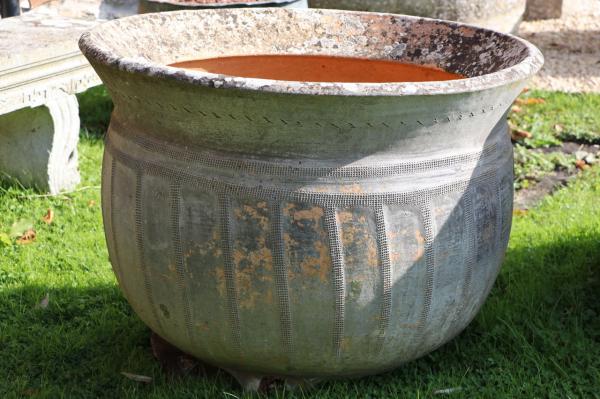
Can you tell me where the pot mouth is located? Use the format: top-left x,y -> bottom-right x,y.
79,8 -> 543,96
143,0 -> 299,8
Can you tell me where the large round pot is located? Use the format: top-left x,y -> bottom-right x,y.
79,9 -> 542,380
139,0 -> 307,13
309,0 -> 526,33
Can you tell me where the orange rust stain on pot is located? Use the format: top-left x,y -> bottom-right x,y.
214,267 -> 226,298
340,337 -> 352,352
233,236 -> 275,310
285,234 -> 331,283
234,203 -> 270,231
338,210 -> 353,225
340,210 -> 378,269
390,250 -> 402,263
298,240 -> 331,283
434,206 -> 447,217
210,229 -> 223,257
283,203 -> 332,283
170,55 -> 463,83
414,229 -> 425,261
340,184 -> 365,194
291,206 -> 324,226
339,213 -> 358,248
367,240 -> 378,267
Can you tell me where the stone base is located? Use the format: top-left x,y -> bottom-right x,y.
0,90 -> 80,194
150,332 -> 320,392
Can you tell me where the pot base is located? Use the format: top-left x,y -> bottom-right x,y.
150,332 -> 320,392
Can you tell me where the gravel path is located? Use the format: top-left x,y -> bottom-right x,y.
518,0 -> 600,93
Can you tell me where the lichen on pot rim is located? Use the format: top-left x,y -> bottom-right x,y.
80,8 -> 542,96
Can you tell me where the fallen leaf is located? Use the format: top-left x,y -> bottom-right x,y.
16,229 -> 36,245
0,233 -> 11,246
37,293 -> 49,309
515,97 -> 546,105
554,124 -> 564,133
88,200 -> 96,207
521,87 -> 530,94
121,372 -> 153,384
434,387 -> 463,395
42,208 -> 54,225
576,159 -> 589,170
511,129 -> 532,141
513,209 -> 529,216
9,219 -> 34,238
511,105 -> 523,113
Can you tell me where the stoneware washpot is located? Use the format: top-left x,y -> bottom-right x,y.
138,0 -> 307,13
79,8 -> 542,382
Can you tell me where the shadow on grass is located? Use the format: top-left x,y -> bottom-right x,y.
77,85 -> 114,138
352,231 -> 600,394
0,283 -> 238,398
1,232 -> 598,398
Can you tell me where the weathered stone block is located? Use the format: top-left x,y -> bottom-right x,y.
0,91 -> 80,194
0,12 -> 100,193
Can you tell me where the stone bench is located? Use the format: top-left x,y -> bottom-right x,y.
0,12 -> 101,194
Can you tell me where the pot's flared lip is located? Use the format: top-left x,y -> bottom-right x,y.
144,0 -> 300,8
79,8 -> 543,97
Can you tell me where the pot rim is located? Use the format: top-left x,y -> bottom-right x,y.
141,0 -> 302,8
79,8 -> 544,97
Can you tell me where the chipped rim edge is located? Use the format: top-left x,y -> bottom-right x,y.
78,8 -> 544,97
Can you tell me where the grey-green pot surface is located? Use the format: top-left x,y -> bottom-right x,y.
79,8 -> 542,378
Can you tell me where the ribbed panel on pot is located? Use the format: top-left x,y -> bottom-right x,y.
103,115 -> 513,376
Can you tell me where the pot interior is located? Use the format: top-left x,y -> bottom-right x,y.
81,8 -> 541,92
169,54 -> 465,83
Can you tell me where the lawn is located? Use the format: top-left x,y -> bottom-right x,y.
509,90 -> 600,190
0,88 -> 599,398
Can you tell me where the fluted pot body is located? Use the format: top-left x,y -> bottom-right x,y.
139,0 -> 307,13
80,9 -> 542,378
309,0 -> 526,33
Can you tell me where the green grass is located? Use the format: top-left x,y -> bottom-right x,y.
1,89 -> 599,398
510,90 -> 600,189
510,90 -> 600,148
